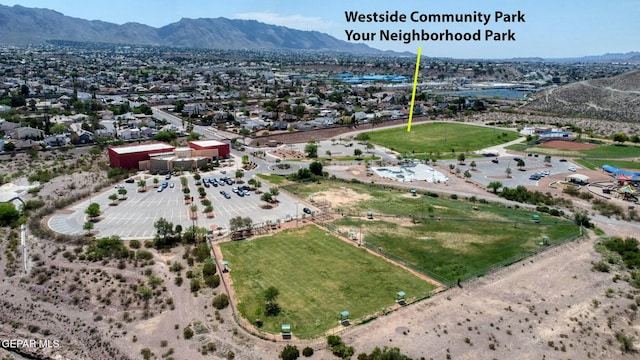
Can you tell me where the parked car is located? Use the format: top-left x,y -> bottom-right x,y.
125,178 -> 135,183
529,175 -> 541,180
169,183 -> 174,188
303,207 -> 312,214
491,159 -> 499,164
568,167 -> 577,172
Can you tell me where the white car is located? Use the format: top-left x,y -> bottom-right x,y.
568,167 -> 577,172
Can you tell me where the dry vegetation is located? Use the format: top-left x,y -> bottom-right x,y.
525,70 -> 640,123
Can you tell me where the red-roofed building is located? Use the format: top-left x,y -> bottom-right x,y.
108,143 -> 175,169
188,139 -> 230,159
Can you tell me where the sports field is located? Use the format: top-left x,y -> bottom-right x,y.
509,141 -> 640,170
219,225 -> 437,338
366,122 -> 520,157
285,181 -> 581,284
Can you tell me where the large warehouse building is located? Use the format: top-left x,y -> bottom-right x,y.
108,140 -> 230,170
108,143 -> 175,169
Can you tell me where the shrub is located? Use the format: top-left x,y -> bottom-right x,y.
129,240 -> 141,249
190,278 -> 201,293
212,294 -> 230,309
183,326 -> 194,340
592,261 -> 610,273
280,344 -> 300,360
202,260 -> 217,276
616,332 -> 635,353
136,250 -> 153,260
204,274 -> 220,288
302,347 -> 314,357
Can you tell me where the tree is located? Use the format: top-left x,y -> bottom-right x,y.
544,155 -> 552,164
50,123 -> 68,135
354,148 -> 363,157
264,286 -> 281,316
118,188 -> 127,199
280,344 -> 300,360
108,193 -> 118,202
153,131 -> 177,142
235,170 -> 244,180
83,221 -> 94,235
470,161 -> 476,170
137,179 -> 146,192
574,211 -> 593,228
304,141 -> 318,158
517,159 -> 525,170
260,192 -> 273,203
612,132 -> 628,144
448,163 -> 455,173
3,142 -> 16,152
505,166 -> 512,178
366,143 -> 374,152
85,203 -> 100,219
487,181 -> 503,194
463,170 -> 472,180
153,217 -> 175,247
358,346 -> 413,360
309,161 -> 323,176
457,153 -> 466,164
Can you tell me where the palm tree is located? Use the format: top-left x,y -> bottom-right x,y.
137,179 -> 146,192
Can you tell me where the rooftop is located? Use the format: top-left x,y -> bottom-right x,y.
109,143 -> 175,155
190,139 -> 227,147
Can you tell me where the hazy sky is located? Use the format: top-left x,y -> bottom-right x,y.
0,0 -> 638,59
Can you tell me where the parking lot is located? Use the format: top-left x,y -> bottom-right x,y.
48,170 -> 315,240
440,153 -> 581,188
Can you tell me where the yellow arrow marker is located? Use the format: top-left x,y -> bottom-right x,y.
407,46 -> 422,132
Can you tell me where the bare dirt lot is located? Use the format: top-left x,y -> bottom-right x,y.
542,139 -> 599,151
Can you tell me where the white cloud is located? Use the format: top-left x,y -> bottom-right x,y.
234,12 -> 336,33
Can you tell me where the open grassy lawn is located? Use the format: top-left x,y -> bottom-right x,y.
219,225 -> 436,338
255,173 -> 289,185
575,158 -> 640,171
286,181 -> 580,284
366,122 -> 519,157
510,143 -> 640,162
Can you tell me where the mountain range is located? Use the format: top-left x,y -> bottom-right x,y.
0,4 -> 382,54
0,4 -> 638,61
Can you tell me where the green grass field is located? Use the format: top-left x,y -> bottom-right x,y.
286,181 -> 580,284
575,158 -> 640,171
220,225 -> 436,338
366,122 -> 519,157
508,143 -> 640,162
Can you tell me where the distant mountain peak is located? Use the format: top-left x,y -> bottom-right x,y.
0,4 -> 382,54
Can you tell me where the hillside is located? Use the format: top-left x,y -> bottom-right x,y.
525,70 -> 640,122
0,5 -> 380,53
